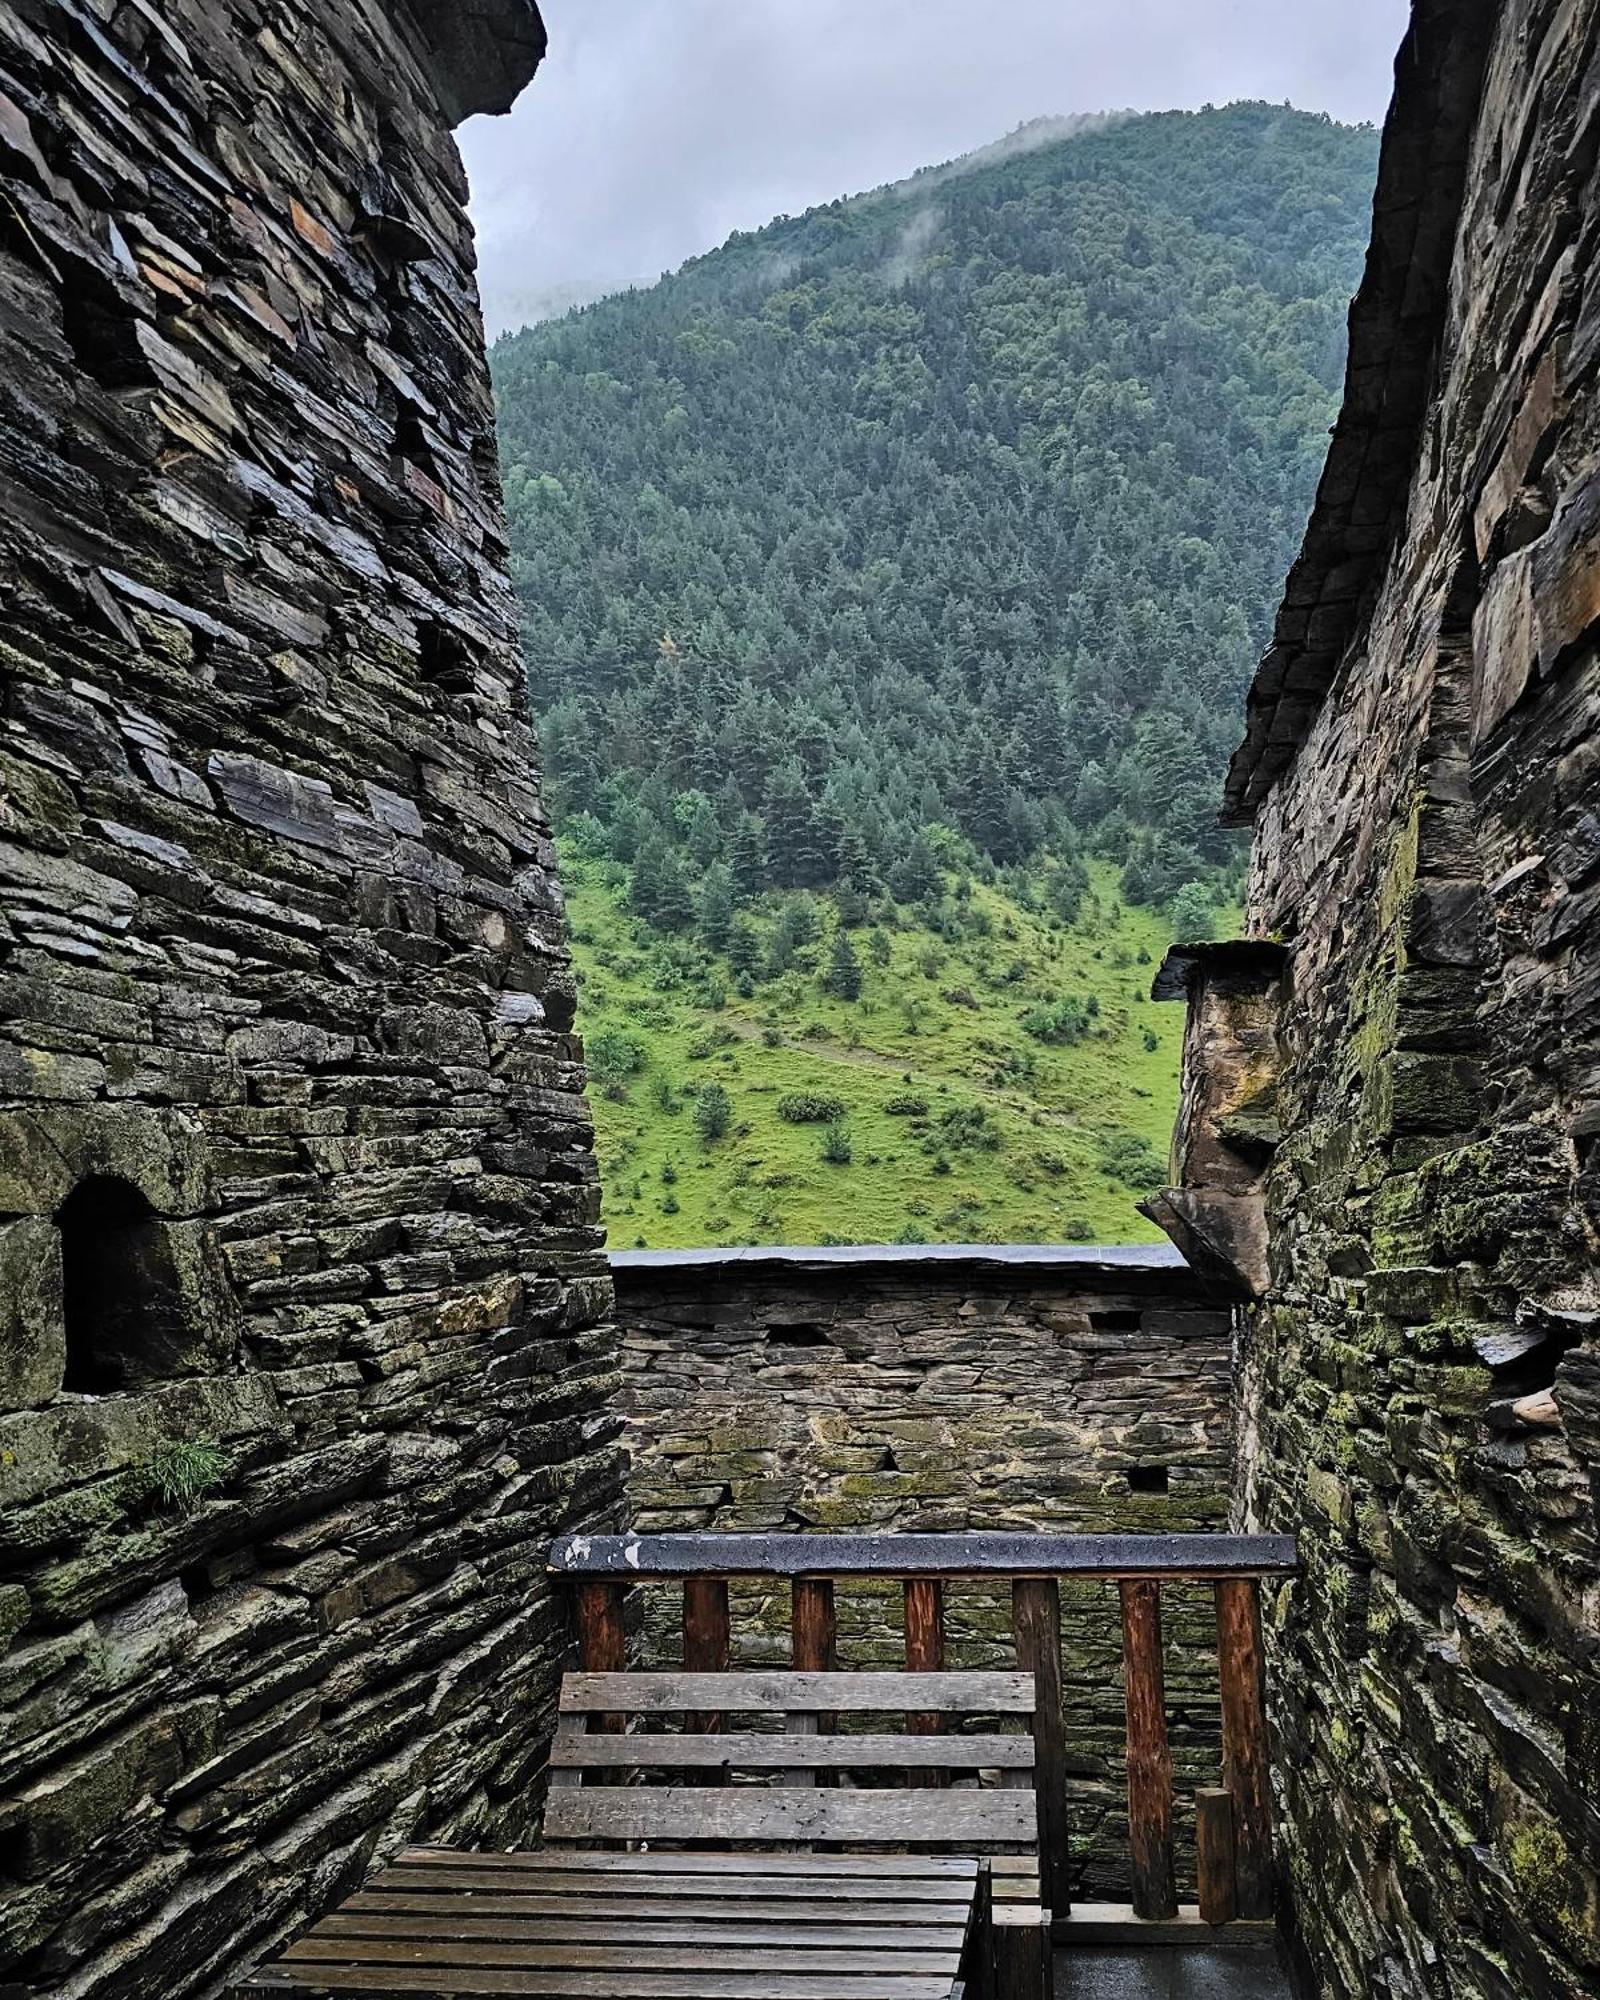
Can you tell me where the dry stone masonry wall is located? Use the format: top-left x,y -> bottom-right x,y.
612,1244 -> 1234,1901
0,5 -> 621,1997
1169,2 -> 1600,1994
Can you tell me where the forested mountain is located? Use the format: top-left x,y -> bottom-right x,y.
489,105 -> 1379,1247
494,104 -> 1377,911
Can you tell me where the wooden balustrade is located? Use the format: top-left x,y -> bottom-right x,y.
550,1530 -> 1296,1931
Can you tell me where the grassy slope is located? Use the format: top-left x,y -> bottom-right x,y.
566,856 -> 1187,1249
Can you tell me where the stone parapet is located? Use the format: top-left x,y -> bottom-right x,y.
611,1244 -> 1235,1900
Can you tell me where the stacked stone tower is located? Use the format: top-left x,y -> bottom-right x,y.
0,5 -> 621,1995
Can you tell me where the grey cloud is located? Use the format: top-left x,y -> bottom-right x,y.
460,0 -> 1411,338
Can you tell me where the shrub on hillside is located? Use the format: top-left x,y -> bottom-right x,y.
1097,1130 -> 1165,1190
883,1094 -> 929,1116
777,1092 -> 847,1124
694,1083 -> 733,1145
1020,993 -> 1097,1045
935,1103 -> 1000,1153
586,1026 -> 647,1090
821,1120 -> 853,1165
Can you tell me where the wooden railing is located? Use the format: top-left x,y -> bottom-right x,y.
548,1530 -> 1297,1929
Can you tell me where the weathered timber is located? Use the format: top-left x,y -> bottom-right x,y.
1011,1578 -> 1072,1922
1119,1580 -> 1177,1921
575,1582 -> 629,1745
549,1733 -> 1033,1769
559,1671 -> 1036,1713
1194,1789 -> 1237,1927
903,1578 -> 946,1786
1215,1579 -> 1272,1920
684,1575 -> 732,1772
550,1533 -> 1297,1579
543,1789 -> 1040,1846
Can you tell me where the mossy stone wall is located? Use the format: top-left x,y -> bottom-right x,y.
613,1245 -> 1233,1901
1227,4 -> 1600,1992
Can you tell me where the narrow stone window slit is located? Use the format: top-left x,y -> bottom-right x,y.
765,1322 -> 832,1347
417,618 -> 476,695
59,1175 -> 185,1394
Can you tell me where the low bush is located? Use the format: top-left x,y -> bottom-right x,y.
777,1091 -> 848,1124
1096,1130 -> 1165,1190
821,1120 -> 853,1165
1019,993 -> 1096,1045
586,1026 -> 647,1088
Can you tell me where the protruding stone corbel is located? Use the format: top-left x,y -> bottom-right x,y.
1147,940 -> 1288,1296
1138,1188 -> 1270,1300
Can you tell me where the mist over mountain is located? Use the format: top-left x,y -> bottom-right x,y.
489,104 -> 1379,1247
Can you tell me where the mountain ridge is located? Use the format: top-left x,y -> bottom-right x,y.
490,103 -> 1379,1246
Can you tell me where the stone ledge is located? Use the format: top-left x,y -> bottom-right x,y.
403,0 -> 548,123
611,1241 -> 1193,1279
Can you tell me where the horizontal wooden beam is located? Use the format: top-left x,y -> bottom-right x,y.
1053,1904 -> 1278,1948
551,1730 -> 1034,1770
545,1786 -> 1039,1847
559,1670 -> 1035,1714
548,1531 -> 1298,1581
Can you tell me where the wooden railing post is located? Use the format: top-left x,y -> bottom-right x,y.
1216,1576 -> 1273,1919
903,1577 -> 945,1787
683,1577 -> 730,1780
573,1579 -> 626,1769
792,1576 -> 837,1784
791,1576 -> 837,1670
1195,1787 -> 1237,1925
1012,1576 -> 1070,1919
1119,1578 -> 1177,1920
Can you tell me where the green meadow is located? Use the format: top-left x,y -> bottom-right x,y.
565,855 -> 1190,1249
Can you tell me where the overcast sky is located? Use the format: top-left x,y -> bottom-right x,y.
459,0 -> 1411,339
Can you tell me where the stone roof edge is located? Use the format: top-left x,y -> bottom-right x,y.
610,1242 -> 1193,1279
403,0 -> 548,124
1151,938 -> 1290,1002
1219,0 -> 1501,827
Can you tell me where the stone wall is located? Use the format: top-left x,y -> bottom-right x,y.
1184,3 -> 1600,1994
612,1244 -> 1234,1901
0,6 -> 622,1998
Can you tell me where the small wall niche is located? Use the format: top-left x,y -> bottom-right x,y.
1128,1465 -> 1170,1495
59,1175 -> 195,1393
417,618 -> 477,695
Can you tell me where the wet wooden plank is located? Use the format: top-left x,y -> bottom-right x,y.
341,1894 -> 973,1924
548,1731 -> 1032,1770
548,1532 -> 1298,1580
314,1917 -> 969,1951
370,1869 -> 977,1906
543,1788 -> 1039,1846
281,1941 -> 959,1974
558,1672 -> 1034,1714
397,1850 -> 979,1879
244,1966 -> 959,1997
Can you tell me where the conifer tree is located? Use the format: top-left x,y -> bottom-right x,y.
824,926 -> 862,1001
697,862 -> 735,951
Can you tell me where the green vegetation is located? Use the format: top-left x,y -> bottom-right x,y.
564,852 -> 1193,1247
126,1441 -> 230,1515
492,103 -> 1377,1244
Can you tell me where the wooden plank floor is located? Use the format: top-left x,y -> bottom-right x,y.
237,1847 -> 979,2000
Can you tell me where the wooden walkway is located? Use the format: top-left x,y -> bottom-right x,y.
238,1846 -> 983,1998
